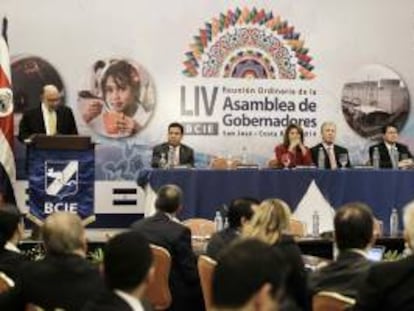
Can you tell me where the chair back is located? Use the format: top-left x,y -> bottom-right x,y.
0,272 -> 14,293
210,157 -> 241,169
145,245 -> 172,310
313,291 -> 355,311
289,218 -> 306,237
183,218 -> 216,237
198,255 -> 217,311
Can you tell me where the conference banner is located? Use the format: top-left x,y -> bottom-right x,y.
3,0 -> 414,225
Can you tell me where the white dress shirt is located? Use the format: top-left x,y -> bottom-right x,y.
4,241 -> 20,253
41,103 -> 57,135
114,289 -> 145,311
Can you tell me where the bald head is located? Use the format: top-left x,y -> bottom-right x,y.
42,84 -> 61,110
42,212 -> 86,255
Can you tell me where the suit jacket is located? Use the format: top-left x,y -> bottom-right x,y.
0,253 -> 105,311
369,142 -> 412,168
151,143 -> 194,168
0,163 -> 16,204
309,250 -> 373,298
18,105 -> 78,142
82,290 -> 153,311
131,212 -> 203,311
310,143 -> 351,169
274,144 -> 313,168
206,227 -> 240,260
0,249 -> 27,282
355,255 -> 414,311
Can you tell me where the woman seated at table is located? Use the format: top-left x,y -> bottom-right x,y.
274,123 -> 313,168
242,198 -> 308,310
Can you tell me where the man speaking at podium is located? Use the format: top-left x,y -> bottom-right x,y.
18,84 -> 78,142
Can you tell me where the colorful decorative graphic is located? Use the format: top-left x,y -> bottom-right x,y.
183,7 -> 315,79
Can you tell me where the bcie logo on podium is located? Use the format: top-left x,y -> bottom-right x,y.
44,160 -> 79,213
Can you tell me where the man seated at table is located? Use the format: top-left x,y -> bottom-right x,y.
207,197 -> 258,259
309,202 -> 375,299
355,201 -> 414,310
212,239 -> 287,311
310,121 -> 351,169
130,184 -> 203,310
151,122 -> 194,168
369,124 -> 413,169
0,212 -> 105,310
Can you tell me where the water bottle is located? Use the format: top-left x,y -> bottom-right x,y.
317,147 -> 325,169
241,146 -> 248,164
390,208 -> 399,237
223,217 -> 229,229
159,153 -> 167,169
312,211 -> 320,237
214,211 -> 223,231
372,147 -> 380,169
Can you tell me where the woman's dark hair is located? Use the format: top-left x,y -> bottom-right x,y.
283,123 -> 304,147
0,207 -> 22,249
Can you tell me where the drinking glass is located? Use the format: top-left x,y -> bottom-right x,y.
339,153 -> 348,169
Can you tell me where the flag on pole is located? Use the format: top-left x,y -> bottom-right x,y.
0,16 -> 16,203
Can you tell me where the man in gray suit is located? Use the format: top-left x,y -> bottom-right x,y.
151,122 -> 194,168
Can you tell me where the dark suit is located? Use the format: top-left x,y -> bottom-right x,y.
309,250 -> 373,299
82,290 -> 153,311
206,227 -> 240,260
151,143 -> 194,168
310,143 -> 351,169
0,249 -> 27,282
18,105 -> 78,142
0,163 -> 16,205
0,253 -> 105,311
369,142 -> 412,168
355,255 -> 414,311
131,212 -> 203,311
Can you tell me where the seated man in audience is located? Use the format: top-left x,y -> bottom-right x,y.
310,121 -> 350,169
1,212 -> 105,311
369,124 -> 413,168
355,201 -> 414,310
309,202 -> 375,299
151,122 -> 194,168
131,184 -> 203,310
207,197 -> 258,259
0,205 -> 26,281
212,238 -> 286,311
83,231 -> 154,311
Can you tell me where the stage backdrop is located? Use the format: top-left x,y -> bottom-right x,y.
3,0 -> 414,227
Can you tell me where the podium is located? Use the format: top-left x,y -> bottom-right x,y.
26,135 -> 95,225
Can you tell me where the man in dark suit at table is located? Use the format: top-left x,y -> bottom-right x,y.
151,122 -> 194,168
207,197 -> 258,259
0,212 -> 105,310
355,201 -> 414,310
130,184 -> 203,311
309,202 -> 375,299
83,231 -> 154,311
369,124 -> 413,169
310,121 -> 350,169
18,84 -> 78,142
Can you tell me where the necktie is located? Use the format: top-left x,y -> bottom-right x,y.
327,146 -> 337,169
174,147 -> 179,166
390,146 -> 398,169
48,109 -> 57,135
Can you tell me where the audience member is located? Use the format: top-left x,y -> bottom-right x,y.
243,199 -> 308,310
274,123 -> 312,168
0,205 -> 26,281
206,197 -> 258,259
355,201 -> 414,310
213,239 -> 286,311
131,184 -> 203,310
83,231 -> 154,311
369,124 -> 413,169
1,212 -> 105,311
309,202 -> 375,298
310,121 -> 351,169
151,122 -> 194,168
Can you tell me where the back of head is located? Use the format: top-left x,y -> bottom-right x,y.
42,212 -> 85,255
104,230 -> 153,292
403,201 -> 414,250
0,205 -> 22,248
334,202 -> 373,251
213,238 -> 285,309
155,184 -> 182,214
243,198 -> 291,245
227,197 -> 258,229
